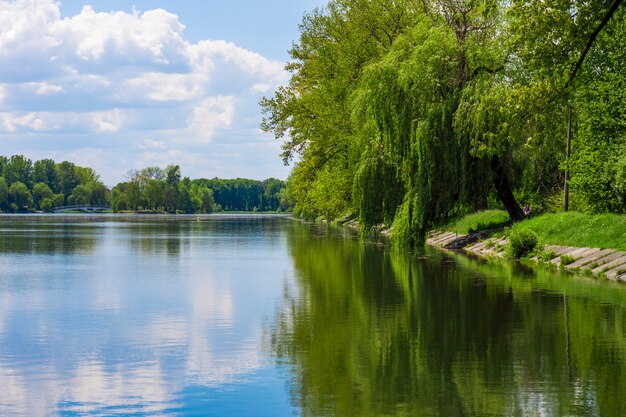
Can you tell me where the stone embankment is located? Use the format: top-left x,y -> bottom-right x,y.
427,231 -> 626,282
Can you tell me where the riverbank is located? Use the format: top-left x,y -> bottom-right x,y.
429,211 -> 626,282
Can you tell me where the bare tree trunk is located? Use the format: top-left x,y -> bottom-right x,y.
564,107 -> 572,211
491,155 -> 524,221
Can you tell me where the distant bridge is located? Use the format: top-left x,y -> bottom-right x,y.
52,204 -> 111,213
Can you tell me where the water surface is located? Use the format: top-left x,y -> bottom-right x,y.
1,215 -> 625,416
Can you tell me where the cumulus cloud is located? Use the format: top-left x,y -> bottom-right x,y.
0,0 -> 289,183
188,96 -> 235,141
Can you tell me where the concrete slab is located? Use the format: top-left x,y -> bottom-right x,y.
469,240 -> 493,252
589,251 -> 626,269
551,247 -> 591,265
430,232 -> 458,245
547,246 -> 578,257
566,249 -> 615,269
605,262 -> 626,280
592,254 -> 626,276
564,248 -> 605,269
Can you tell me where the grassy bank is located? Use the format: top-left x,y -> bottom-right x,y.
509,212 -> 626,251
442,210 -> 511,234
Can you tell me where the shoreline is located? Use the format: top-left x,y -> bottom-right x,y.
427,230 -> 626,282
0,212 -> 292,222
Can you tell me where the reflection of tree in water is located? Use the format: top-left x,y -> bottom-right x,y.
0,222 -> 97,254
269,222 -> 626,417
124,222 -> 186,257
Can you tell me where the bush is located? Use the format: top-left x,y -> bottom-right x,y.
506,228 -> 539,259
559,254 -> 575,267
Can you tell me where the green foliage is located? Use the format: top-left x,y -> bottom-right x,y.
68,184 -> 92,205
109,168 -> 286,214
32,182 -> 54,210
352,150 -> 403,228
506,228 -> 539,259
55,161 -> 80,201
33,159 -> 58,192
4,155 -> 33,187
262,0 -> 626,245
560,254 -> 575,267
0,177 -> 7,210
40,198 -> 54,213
537,250 -> 556,263
9,181 -> 33,210
616,152 -> 626,211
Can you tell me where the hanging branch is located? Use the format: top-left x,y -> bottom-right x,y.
565,0 -> 624,89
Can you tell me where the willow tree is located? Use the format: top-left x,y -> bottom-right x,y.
261,0 -> 421,219
351,0 -> 526,244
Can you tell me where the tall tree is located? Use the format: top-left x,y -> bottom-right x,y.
3,155 -> 33,187
33,159 -> 58,192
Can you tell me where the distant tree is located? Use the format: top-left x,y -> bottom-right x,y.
9,181 -> 33,210
140,166 -> 165,182
0,155 -> 8,177
263,178 -> 285,210
33,159 -> 58,192
110,186 -> 129,212
190,183 -> 215,213
142,179 -> 164,210
178,180 -> 194,213
53,193 -> 64,208
165,165 -> 181,186
89,182 -> 109,206
55,161 -> 79,202
4,155 -> 33,187
0,177 -> 8,210
68,184 -> 92,205
32,182 -> 54,209
75,166 -> 101,185
40,198 -> 54,212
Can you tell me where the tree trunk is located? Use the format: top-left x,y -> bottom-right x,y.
491,155 -> 525,221
564,107 -> 572,211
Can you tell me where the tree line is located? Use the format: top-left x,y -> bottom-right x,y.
112,167 -> 289,213
261,0 -> 626,244
0,155 -> 107,212
0,155 -> 288,213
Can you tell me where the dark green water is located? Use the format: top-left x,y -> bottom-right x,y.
0,215 -> 625,416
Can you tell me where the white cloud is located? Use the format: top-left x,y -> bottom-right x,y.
35,82 -> 64,94
188,96 -> 235,141
0,0 -> 290,183
123,72 -> 205,101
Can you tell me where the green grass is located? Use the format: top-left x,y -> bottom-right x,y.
444,210 -> 511,234
509,212 -> 626,251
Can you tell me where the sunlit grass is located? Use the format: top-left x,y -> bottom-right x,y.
443,210 -> 511,234
509,212 -> 626,251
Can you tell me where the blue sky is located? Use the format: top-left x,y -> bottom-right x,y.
0,0 -> 325,185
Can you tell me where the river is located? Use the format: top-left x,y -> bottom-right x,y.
0,215 -> 625,416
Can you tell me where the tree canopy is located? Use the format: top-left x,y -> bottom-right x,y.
262,0 -> 626,244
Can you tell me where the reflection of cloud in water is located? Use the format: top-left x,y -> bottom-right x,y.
67,361 -> 171,416
0,365 -> 28,416
0,268 -> 265,416
186,275 -> 264,387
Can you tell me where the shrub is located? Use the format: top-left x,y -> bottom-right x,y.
506,228 -> 539,259
538,250 -> 556,262
560,254 -> 575,267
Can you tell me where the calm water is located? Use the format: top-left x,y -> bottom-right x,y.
1,215 -> 626,417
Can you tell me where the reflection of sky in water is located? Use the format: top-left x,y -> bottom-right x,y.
0,217 -> 298,417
